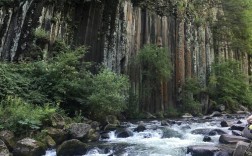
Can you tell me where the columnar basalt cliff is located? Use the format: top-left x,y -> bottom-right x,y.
0,0 -> 250,114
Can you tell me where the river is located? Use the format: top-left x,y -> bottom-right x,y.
45,114 -> 248,156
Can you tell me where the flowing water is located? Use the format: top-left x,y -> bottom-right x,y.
45,115 -> 247,156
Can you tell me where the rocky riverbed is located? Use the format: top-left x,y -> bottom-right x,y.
1,112 -> 252,156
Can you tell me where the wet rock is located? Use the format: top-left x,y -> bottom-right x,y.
209,129 -> 228,136
237,120 -> 243,124
230,124 -> 246,131
0,130 -> 15,151
134,122 -> 146,132
203,136 -> 212,142
161,120 -> 170,126
232,130 -> 242,136
13,138 -> 45,156
100,132 -> 110,139
104,124 -> 118,131
176,121 -> 183,125
90,121 -> 100,131
0,139 -> 10,156
191,128 -> 212,135
203,116 -> 212,120
187,145 -> 220,156
43,135 -> 56,148
68,123 -> 92,140
219,134 -> 250,144
45,127 -> 69,145
115,128 -> 133,138
85,129 -> 100,142
182,113 -> 193,118
181,125 -> 191,131
220,121 -> 229,127
242,126 -> 252,139
162,127 -> 182,139
233,141 -> 250,156
214,151 -> 230,156
210,111 -> 222,117
167,120 -> 176,125
57,139 -> 88,156
245,142 -> 252,156
217,144 -> 236,155
50,113 -> 65,129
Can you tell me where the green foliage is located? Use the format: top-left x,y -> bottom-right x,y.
209,60 -> 252,110
137,44 -> 172,87
165,106 -> 180,118
214,0 -> 252,54
0,96 -> 58,135
34,28 -> 50,45
180,78 -> 202,115
88,68 -> 129,120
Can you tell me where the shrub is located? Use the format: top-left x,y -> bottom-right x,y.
209,60 -> 252,110
180,78 -> 202,115
0,96 -> 59,135
87,68 -> 129,120
137,44 -> 172,85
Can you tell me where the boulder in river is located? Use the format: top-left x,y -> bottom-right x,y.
219,134 -> 250,144
233,141 -> 250,156
209,129 -> 228,136
187,145 -> 220,156
220,121 -> 229,127
134,121 -> 146,132
13,138 -> 45,156
230,124 -> 246,131
115,128 -> 133,138
203,136 -> 212,142
57,139 -> 88,156
162,127 -> 183,139
161,120 -> 170,126
232,130 -> 242,136
50,113 -> 65,129
0,139 -> 10,156
68,123 -> 91,140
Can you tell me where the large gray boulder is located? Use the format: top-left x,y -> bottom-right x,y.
0,130 -> 15,150
187,145 -> 220,156
219,134 -> 250,144
45,127 -> 69,145
115,128 -> 133,138
162,127 -> 183,139
57,139 -> 88,156
245,142 -> 252,156
242,126 -> 252,139
68,123 -> 91,140
233,141 -> 250,156
0,139 -> 10,156
134,121 -> 146,132
13,138 -> 45,156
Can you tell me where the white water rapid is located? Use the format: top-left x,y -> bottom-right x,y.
45,116 -> 247,156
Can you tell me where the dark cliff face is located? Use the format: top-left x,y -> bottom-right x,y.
0,0 -> 249,113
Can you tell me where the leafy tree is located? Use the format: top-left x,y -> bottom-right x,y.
209,60 -> 252,110
88,68 -> 129,120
